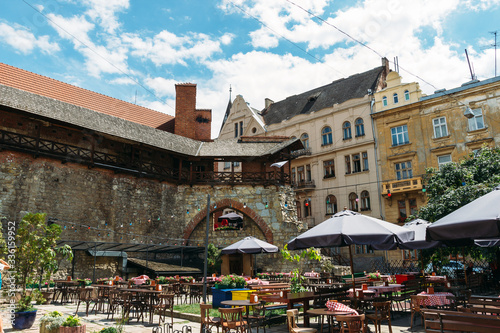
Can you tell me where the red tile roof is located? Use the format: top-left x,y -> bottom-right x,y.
0,62 -> 174,129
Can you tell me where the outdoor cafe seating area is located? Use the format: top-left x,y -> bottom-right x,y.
30,268 -> 500,333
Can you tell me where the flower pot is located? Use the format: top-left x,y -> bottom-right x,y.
40,321 -> 59,333
59,325 -> 86,333
41,291 -> 55,304
12,310 -> 37,330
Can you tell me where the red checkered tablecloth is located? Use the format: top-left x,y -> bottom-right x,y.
326,301 -> 358,315
417,292 -> 454,306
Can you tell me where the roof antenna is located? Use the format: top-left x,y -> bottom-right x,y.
393,56 -> 399,72
486,31 -> 498,77
229,84 -> 232,101
464,49 -> 477,80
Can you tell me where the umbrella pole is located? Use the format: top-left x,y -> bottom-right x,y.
349,245 -> 357,299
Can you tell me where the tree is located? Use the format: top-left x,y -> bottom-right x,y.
15,213 -> 72,294
416,146 -> 500,264
207,243 -> 221,275
281,244 -> 321,293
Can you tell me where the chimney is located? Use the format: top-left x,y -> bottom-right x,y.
265,98 -> 274,108
174,83 -> 212,141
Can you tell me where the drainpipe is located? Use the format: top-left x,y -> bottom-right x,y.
370,97 -> 388,263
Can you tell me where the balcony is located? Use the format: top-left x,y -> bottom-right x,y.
293,179 -> 316,191
291,147 -> 312,158
298,216 -> 315,228
382,177 -> 423,196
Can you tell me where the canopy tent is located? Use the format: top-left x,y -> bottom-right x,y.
427,185 -> 500,246
287,210 -> 414,296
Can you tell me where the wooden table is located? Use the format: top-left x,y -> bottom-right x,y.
122,288 -> 163,323
417,292 -> 455,307
220,299 -> 258,332
306,308 -> 357,333
53,280 -> 79,303
261,293 -> 316,326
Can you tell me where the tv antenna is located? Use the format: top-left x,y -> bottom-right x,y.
464,49 -> 477,80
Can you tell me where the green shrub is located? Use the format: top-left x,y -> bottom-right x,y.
62,315 -> 82,327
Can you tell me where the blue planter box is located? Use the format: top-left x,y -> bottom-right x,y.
211,288 -> 247,308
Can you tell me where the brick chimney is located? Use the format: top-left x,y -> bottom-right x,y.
174,83 -> 211,141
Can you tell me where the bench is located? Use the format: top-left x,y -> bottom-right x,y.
422,309 -> 500,333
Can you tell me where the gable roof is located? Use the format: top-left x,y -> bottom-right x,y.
261,66 -> 385,126
0,62 -> 173,129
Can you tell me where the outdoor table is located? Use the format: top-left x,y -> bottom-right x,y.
261,293 -> 315,326
306,308 -> 357,333
367,284 -> 403,296
54,280 -> 79,303
347,288 -> 377,298
417,291 -> 455,307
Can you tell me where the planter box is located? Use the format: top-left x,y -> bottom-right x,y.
231,290 -> 255,301
212,288 -> 247,308
59,325 -> 86,333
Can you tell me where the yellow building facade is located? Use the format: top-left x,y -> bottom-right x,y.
372,72 -> 500,260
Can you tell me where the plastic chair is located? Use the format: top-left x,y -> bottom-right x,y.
286,309 -> 317,333
337,314 -> 366,333
219,306 -> 248,333
365,301 -> 392,333
200,303 -> 221,333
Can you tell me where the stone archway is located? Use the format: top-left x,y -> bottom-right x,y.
182,198 -> 273,244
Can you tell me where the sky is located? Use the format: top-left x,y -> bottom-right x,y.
0,0 -> 499,138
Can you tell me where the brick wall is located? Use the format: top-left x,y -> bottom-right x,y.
174,83 -> 197,139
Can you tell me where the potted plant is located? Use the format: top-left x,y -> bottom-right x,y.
12,293 -> 37,329
60,315 -> 86,333
40,311 -> 64,333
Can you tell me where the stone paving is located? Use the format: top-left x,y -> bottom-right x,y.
2,299 -> 425,333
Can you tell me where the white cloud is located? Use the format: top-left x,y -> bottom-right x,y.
83,0 -> 129,33
144,77 -> 177,98
0,22 -> 59,54
123,31 -> 223,66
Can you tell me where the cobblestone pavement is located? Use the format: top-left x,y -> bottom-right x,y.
2,300 -> 424,333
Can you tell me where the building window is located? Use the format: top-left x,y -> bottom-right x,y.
468,108 -> 485,131
353,153 -> 361,173
291,167 -> 296,183
409,198 -> 417,216
306,164 -> 312,181
393,93 -> 399,104
304,199 -> 311,217
322,126 -> 333,145
395,161 -> 412,180
224,162 -> 231,169
438,154 -> 452,169
326,195 -> 337,215
404,90 -> 410,101
300,133 -> 309,148
296,201 -> 301,219
234,161 -> 240,167
323,160 -> 335,178
360,191 -> 370,211
362,152 -> 369,171
234,123 -> 238,138
433,117 -> 448,138
355,245 -> 373,254
355,118 -> 365,137
343,121 -> 352,140
349,192 -> 358,212
398,200 -> 407,223
403,249 -> 418,260
391,125 -> 409,146
382,96 -> 388,106
297,166 -> 305,181
345,156 -> 351,174
239,121 -> 243,136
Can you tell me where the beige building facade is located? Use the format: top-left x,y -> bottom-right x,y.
217,60 -> 394,271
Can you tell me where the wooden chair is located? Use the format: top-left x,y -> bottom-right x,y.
200,303 -> 221,333
409,295 -> 427,328
336,314 -> 366,333
154,294 -> 174,325
74,287 -> 96,316
365,301 -> 392,333
286,309 -> 317,333
106,290 -> 123,320
219,307 -> 248,333
247,301 -> 267,333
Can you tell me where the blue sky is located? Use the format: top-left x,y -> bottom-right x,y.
1,0 -> 499,138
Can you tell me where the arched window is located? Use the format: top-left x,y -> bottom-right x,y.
360,191 -> 370,211
349,192 -> 358,212
322,126 -> 333,145
393,93 -> 399,104
404,90 -> 410,101
355,118 -> 365,137
326,195 -> 337,215
304,199 -> 311,217
382,96 -> 388,106
300,133 -> 309,148
343,122 -> 352,140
